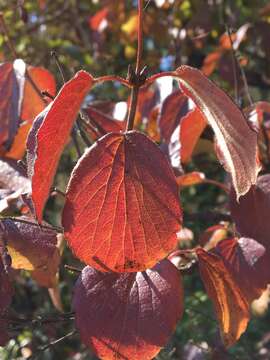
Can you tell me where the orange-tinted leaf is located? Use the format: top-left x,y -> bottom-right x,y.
230,175 -> 270,246
175,66 -> 259,198
30,247 -> 60,288
63,131 -> 182,272
199,224 -> 228,251
73,259 -> 183,360
196,248 -> 249,347
145,106 -> 160,142
176,171 -> 205,187
88,7 -> 109,32
0,61 -> 25,151
159,90 -> 188,143
1,66 -> 56,159
27,71 -> 94,222
21,66 -> 56,124
179,107 -> 207,163
202,50 -> 222,76
214,238 -> 270,303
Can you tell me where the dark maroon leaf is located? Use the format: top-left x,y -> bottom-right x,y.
230,174 -> 270,246
214,237 -> 270,303
73,259 -> 183,360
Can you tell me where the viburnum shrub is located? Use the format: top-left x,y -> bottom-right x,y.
1,1 -> 270,359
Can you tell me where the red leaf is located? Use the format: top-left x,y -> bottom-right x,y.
214,237 -> 270,303
176,171 -> 205,187
196,248 -> 249,347
27,71 -> 94,222
175,65 -> 259,198
230,174 -> 270,246
179,107 -> 207,163
158,90 -> 188,143
0,61 -> 25,151
85,106 -> 125,139
63,131 -> 182,272
73,259 -> 183,360
88,7 -> 109,32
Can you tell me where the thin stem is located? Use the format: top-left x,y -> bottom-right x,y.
126,0 -> 144,131
202,178 -> 230,194
226,25 -> 239,104
145,71 -> 176,86
51,51 -> 66,83
127,86 -> 140,131
64,264 -> 82,273
135,0 -> 143,74
94,75 -> 130,87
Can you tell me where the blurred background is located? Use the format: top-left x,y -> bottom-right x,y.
1,0 -> 270,359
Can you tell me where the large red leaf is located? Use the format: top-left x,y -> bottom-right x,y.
214,237 -> 270,303
175,66 -> 259,198
63,131 -> 182,272
196,248 -> 249,347
230,174 -> 270,246
0,61 -> 25,151
27,71 -> 94,222
73,259 -> 183,360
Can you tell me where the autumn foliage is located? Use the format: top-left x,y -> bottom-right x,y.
1,1 -> 270,359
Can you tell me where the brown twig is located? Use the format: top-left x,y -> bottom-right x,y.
0,12 -> 18,59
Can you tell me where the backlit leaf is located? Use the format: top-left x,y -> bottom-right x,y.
179,107 -> 207,163
196,248 -> 249,347
158,90 -> 188,143
27,71 -> 94,223
73,259 -> 183,360
214,237 -> 270,303
63,131 -> 182,272
177,171 -> 205,187
175,65 -> 259,198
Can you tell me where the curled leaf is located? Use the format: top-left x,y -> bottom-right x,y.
63,131 -> 182,272
73,259 -> 183,360
175,65 -> 259,198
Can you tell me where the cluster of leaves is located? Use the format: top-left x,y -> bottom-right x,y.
1,0 -> 270,359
